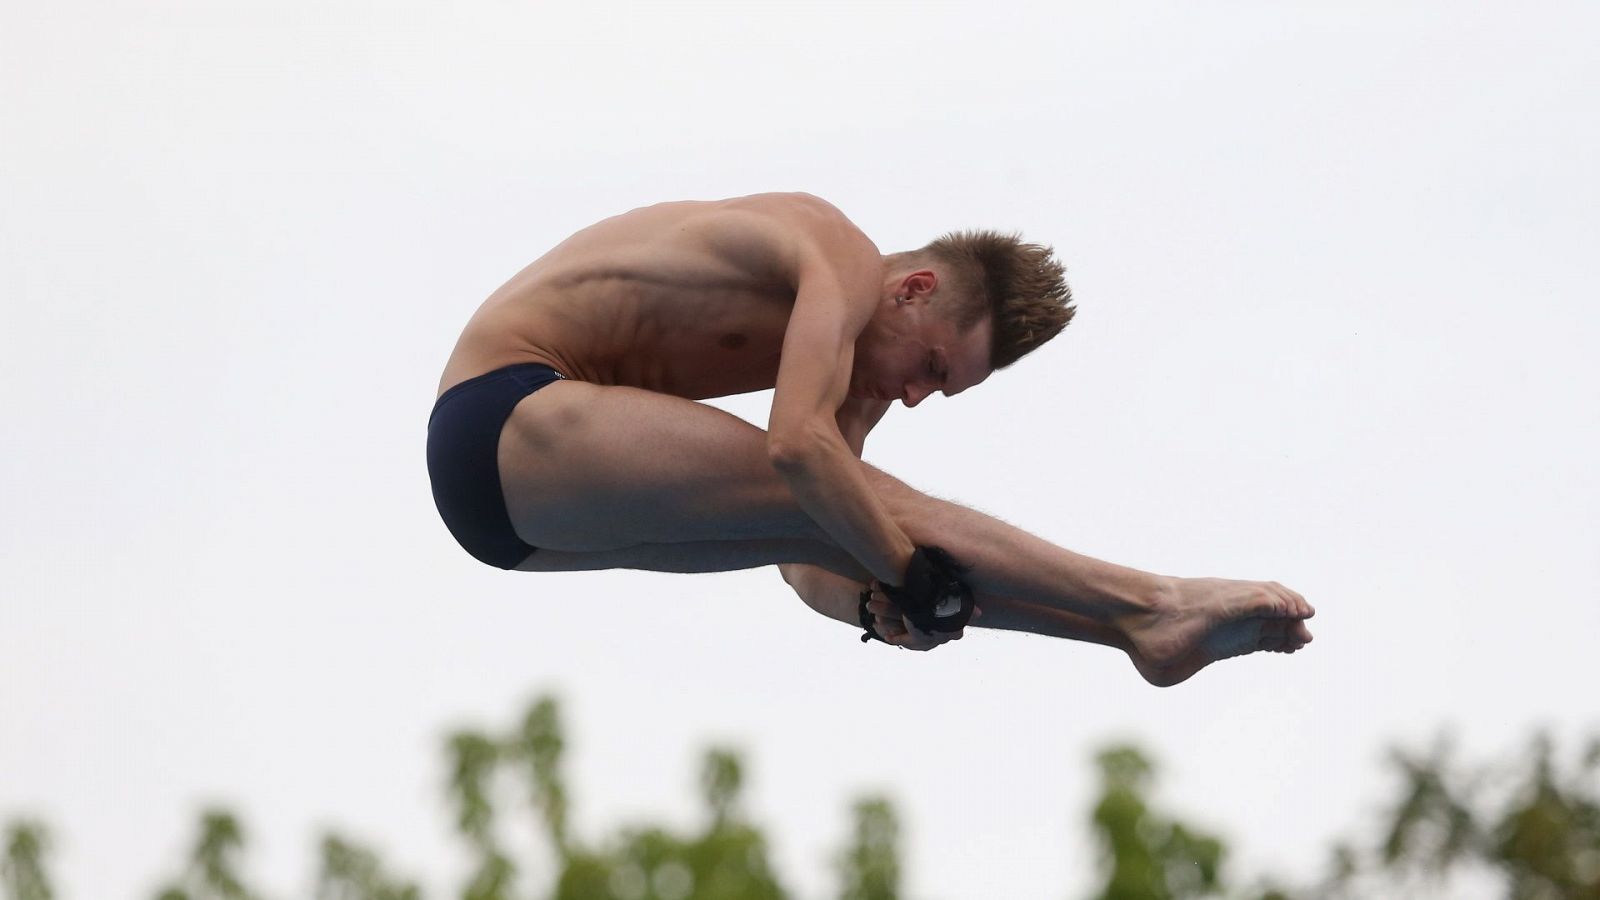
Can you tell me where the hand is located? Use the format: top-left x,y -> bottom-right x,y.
864,584 -> 982,651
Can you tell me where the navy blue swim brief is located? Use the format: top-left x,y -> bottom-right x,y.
427,362 -> 566,569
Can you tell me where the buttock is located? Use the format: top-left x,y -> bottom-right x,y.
426,363 -> 567,569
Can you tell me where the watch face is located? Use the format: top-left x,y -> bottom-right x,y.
933,591 -> 963,618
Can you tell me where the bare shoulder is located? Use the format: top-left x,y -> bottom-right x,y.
707,193 -> 880,285
722,190 -> 850,222
734,192 -> 876,250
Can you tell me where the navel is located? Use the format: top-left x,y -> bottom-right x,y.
718,332 -> 749,351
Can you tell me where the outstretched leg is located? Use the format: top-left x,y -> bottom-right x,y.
791,563 -> 1309,686
497,379 -> 1314,670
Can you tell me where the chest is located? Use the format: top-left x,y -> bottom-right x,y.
642,291 -> 793,397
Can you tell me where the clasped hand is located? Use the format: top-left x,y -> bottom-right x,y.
864,580 -> 982,651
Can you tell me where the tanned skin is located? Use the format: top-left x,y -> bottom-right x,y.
435,192 -> 1313,685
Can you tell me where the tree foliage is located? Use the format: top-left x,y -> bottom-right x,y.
151,809 -> 258,900
1315,731 -> 1600,899
315,835 -> 422,900
1087,746 -> 1225,900
432,696 -> 792,900
834,798 -> 900,900
2,820 -> 52,900
7,699 -> 1598,900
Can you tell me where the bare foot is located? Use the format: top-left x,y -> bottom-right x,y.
1120,577 -> 1315,687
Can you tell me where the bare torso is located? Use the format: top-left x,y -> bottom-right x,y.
436,192 -> 856,400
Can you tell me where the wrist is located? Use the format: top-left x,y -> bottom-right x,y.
883,538 -> 916,587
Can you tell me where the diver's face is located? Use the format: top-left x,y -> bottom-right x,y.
851,297 -> 992,407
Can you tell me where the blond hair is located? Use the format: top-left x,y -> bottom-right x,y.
901,230 -> 1075,370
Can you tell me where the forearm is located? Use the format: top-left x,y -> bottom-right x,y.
771,433 -> 914,586
780,562 -> 866,627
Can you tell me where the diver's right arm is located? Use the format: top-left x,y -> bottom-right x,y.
765,221 -> 915,587
778,396 -> 894,624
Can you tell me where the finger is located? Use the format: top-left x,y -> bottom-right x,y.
883,630 -> 927,651
903,615 -> 958,644
873,626 -> 907,646
901,616 -> 935,645
887,622 -> 934,650
866,599 -> 903,618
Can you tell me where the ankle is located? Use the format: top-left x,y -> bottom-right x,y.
1111,574 -> 1181,638
1143,574 -> 1181,616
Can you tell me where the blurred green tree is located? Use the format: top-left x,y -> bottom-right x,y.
1087,745 -> 1226,900
834,798 -> 900,900
11,689 -> 1596,900
151,809 -> 260,900
315,833 -> 422,900
464,696 -> 790,900
444,730 -> 517,900
2,820 -> 53,900
510,698 -> 570,857
1314,730 -> 1600,899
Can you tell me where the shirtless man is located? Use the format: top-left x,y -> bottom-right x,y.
426,192 -> 1314,686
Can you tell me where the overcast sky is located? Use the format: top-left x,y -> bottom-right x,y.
3,2 -> 1597,898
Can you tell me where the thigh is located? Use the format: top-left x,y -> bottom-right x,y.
497,380 -> 827,552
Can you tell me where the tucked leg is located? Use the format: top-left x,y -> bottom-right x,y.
499,379 -> 1163,620
497,379 -> 1315,675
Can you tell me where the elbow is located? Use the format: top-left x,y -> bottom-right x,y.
767,431 -> 816,474
769,417 -> 847,474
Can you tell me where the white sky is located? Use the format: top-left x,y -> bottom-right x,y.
3,2 -> 1597,898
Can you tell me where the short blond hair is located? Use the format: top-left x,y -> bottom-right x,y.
904,230 -> 1075,370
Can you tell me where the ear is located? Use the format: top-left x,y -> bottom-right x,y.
899,269 -> 938,300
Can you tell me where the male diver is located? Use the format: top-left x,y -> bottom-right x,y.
426,192 -> 1313,685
